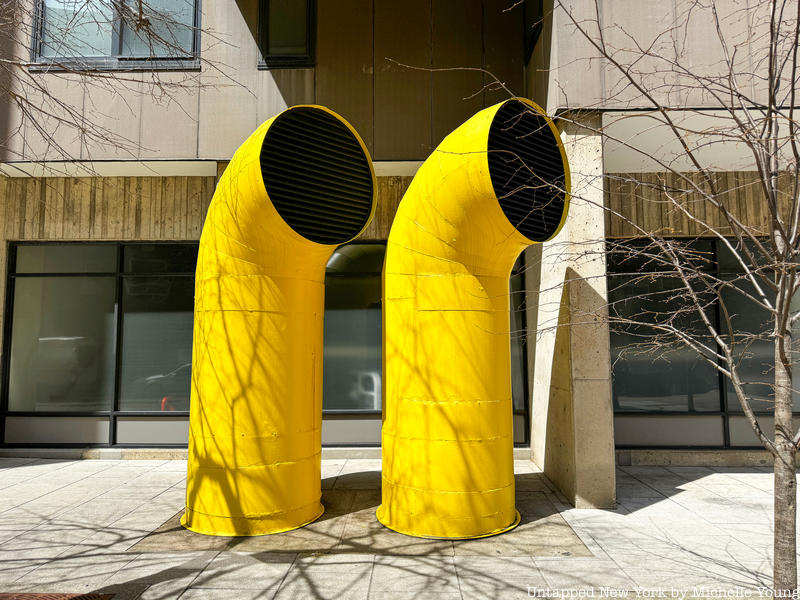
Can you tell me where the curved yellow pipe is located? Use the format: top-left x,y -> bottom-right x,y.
377,98 -> 570,539
183,105 -> 375,536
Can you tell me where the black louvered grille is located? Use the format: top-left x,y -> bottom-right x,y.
260,107 -> 374,244
487,100 -> 567,241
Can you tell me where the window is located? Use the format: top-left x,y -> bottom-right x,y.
4,243 -> 195,417
3,242 -> 530,445
321,244 -> 530,444
35,0 -> 198,68
118,245 -> 197,412
609,238 -> 800,447
323,244 -> 383,412
259,0 -> 315,68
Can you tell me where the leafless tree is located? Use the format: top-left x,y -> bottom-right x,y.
533,0 -> 800,592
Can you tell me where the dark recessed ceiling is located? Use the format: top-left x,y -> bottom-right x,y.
260,107 -> 374,245
487,99 -> 568,241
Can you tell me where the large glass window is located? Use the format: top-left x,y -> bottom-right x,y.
322,244 -> 383,411
609,275 -> 720,412
9,275 -> 117,412
321,244 -> 530,421
5,243 -> 194,415
610,238 -> 800,446
4,242 -> 530,444
37,0 -> 198,66
259,0 -> 315,68
118,245 -> 196,411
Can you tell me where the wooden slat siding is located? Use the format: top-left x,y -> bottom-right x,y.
15,178 -> 26,240
743,172 -> 761,233
604,174 -> 616,236
62,178 -> 74,239
687,172 -> 703,235
161,177 -> 174,239
678,173 -> 693,236
731,170 -> 748,234
431,0 -> 483,147
179,177 -> 190,239
0,175 -> 216,243
86,179 -> 96,239
77,179 -> 90,238
186,177 -> 202,240
604,174 -> 619,236
643,172 -> 664,235
22,178 -> 36,240
634,174 -> 648,235
778,171 -> 795,227
673,172 -> 690,236
357,175 -> 414,240
0,178 -> 6,239
153,178 -> 165,240
687,172 -> 704,235
697,173 -> 713,233
5,179 -> 17,241
0,173 -> 218,367
104,177 -> 118,239
605,171 -> 800,238
617,175 -> 635,237
190,177 -> 204,238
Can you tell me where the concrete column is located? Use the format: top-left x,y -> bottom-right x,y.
525,112 -> 616,509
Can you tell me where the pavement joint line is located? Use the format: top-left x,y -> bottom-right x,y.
173,549 -> 223,600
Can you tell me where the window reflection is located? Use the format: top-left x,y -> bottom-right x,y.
323,244 -> 383,411
609,275 -> 720,412
119,276 -> 194,411
9,277 -> 116,411
510,260 -> 527,411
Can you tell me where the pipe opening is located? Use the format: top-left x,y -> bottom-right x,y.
488,99 -> 568,242
260,107 -> 374,245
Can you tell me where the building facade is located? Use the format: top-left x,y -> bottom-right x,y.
0,0 -> 791,508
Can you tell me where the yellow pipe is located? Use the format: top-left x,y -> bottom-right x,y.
377,98 -> 570,539
183,105 -> 375,536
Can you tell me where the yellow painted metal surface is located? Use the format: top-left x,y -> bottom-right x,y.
377,98 -> 570,539
183,106 -> 375,536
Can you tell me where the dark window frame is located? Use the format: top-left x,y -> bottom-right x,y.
0,241 -> 196,448
609,236 -> 800,449
1,240 -> 531,448
257,0 -> 316,69
30,0 -> 202,72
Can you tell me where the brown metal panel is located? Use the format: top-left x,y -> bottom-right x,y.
431,0 -> 483,146
483,0 -> 525,105
316,0 -> 374,154
374,0 -> 432,160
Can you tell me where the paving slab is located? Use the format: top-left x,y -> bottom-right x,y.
0,459 -> 789,598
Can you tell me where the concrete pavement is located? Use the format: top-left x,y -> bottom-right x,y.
0,457 -> 787,598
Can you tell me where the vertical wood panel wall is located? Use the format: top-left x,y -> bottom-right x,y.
0,173 -> 412,364
0,175 -> 217,357
605,171 -> 796,238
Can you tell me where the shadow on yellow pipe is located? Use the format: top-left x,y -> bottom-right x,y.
183,105 -> 376,536
377,98 -> 570,539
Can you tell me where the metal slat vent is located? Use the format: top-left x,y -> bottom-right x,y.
260,107 -> 374,245
488,100 -> 567,241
